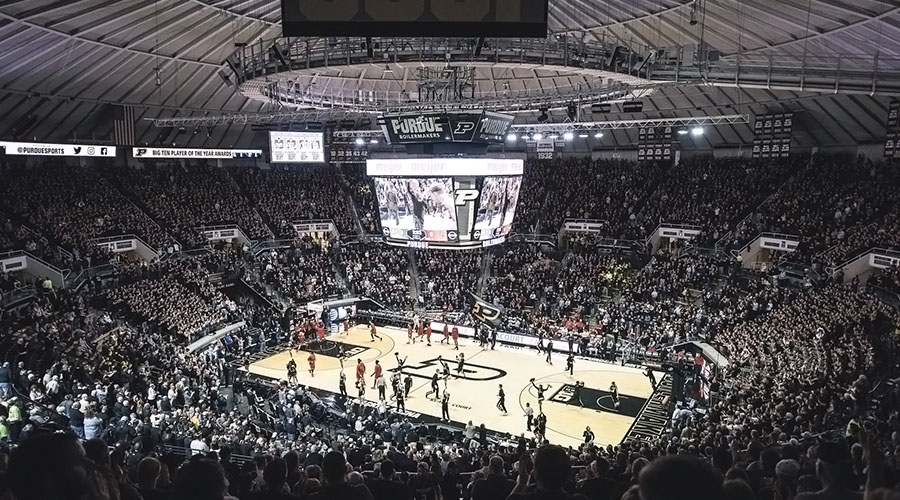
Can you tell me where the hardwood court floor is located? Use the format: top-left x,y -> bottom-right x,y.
245,325 -> 655,447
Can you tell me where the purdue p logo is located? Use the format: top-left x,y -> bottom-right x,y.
471,299 -> 501,324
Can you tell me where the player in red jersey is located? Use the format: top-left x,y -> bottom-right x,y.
451,326 -> 459,350
441,323 -> 450,344
417,322 -> 425,341
307,352 -> 316,377
356,359 -> 366,384
407,323 -> 414,344
316,321 -> 325,344
369,321 -> 383,342
425,324 -> 432,346
371,360 -> 383,388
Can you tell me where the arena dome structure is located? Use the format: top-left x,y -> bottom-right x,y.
0,1 -> 899,498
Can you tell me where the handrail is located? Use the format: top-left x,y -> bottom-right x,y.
827,247 -> 900,276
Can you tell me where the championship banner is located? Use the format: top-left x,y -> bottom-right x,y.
467,292 -> 504,327
0,141 -> 116,157
132,148 -> 263,159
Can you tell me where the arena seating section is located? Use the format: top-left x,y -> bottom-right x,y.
1,156 -> 900,500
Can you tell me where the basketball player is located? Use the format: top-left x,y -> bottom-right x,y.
404,373 -> 413,398
371,360 -> 383,389
524,402 -> 534,431
439,356 -> 451,390
406,179 -> 428,230
530,378 -> 549,412
583,426 -> 595,444
441,323 -> 450,344
441,391 -> 451,422
455,352 -> 465,377
316,321 -> 325,345
425,324 -> 432,346
407,323 -> 415,344
497,384 -> 508,414
566,353 -> 575,376
394,352 -> 407,373
451,326 -> 459,350
286,357 -> 298,386
610,381 -> 621,410
356,379 -> 366,398
573,381 -> 585,408
545,339 -> 554,365
307,352 -> 316,377
426,369 -> 441,400
395,386 -> 405,412
339,371 -> 347,398
368,322 -> 382,342
356,359 -> 366,386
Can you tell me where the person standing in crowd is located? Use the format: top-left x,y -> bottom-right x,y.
566,352 -> 575,376
287,357 -> 298,386
308,351 -> 316,377
497,384 -> 508,414
441,391 -> 451,422
524,402 -> 534,431
369,321 -> 382,342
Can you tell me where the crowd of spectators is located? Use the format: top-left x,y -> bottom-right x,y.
341,165 -> 380,234
337,243 -> 413,311
106,164 -> 270,246
415,249 -> 484,311
231,166 -> 357,238
637,157 -> 795,246
731,158 -> 900,262
483,244 -> 560,313
254,240 -> 343,307
107,258 -> 231,339
0,164 -> 173,268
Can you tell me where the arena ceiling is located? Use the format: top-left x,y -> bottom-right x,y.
0,0 -> 897,149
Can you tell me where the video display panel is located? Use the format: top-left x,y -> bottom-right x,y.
269,131 -> 325,163
368,158 -> 523,246
474,176 -> 521,233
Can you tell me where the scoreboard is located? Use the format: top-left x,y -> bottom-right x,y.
280,0 -> 549,37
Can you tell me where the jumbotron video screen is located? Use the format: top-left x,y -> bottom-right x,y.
367,158 -> 523,248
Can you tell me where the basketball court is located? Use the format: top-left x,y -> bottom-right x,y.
245,324 -> 656,447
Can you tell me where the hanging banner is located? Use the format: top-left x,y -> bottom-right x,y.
132,148 -> 262,159
0,141 -> 116,157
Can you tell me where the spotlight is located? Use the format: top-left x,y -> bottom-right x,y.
549,134 -> 559,140
355,138 -> 365,145
369,139 -> 379,144
677,129 -> 689,135
594,132 -> 604,138
579,133 -> 589,138
691,127 -> 704,136
537,107 -> 549,122
532,133 -> 543,140
563,132 -> 574,140
689,0 -> 700,26
506,133 -> 517,141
